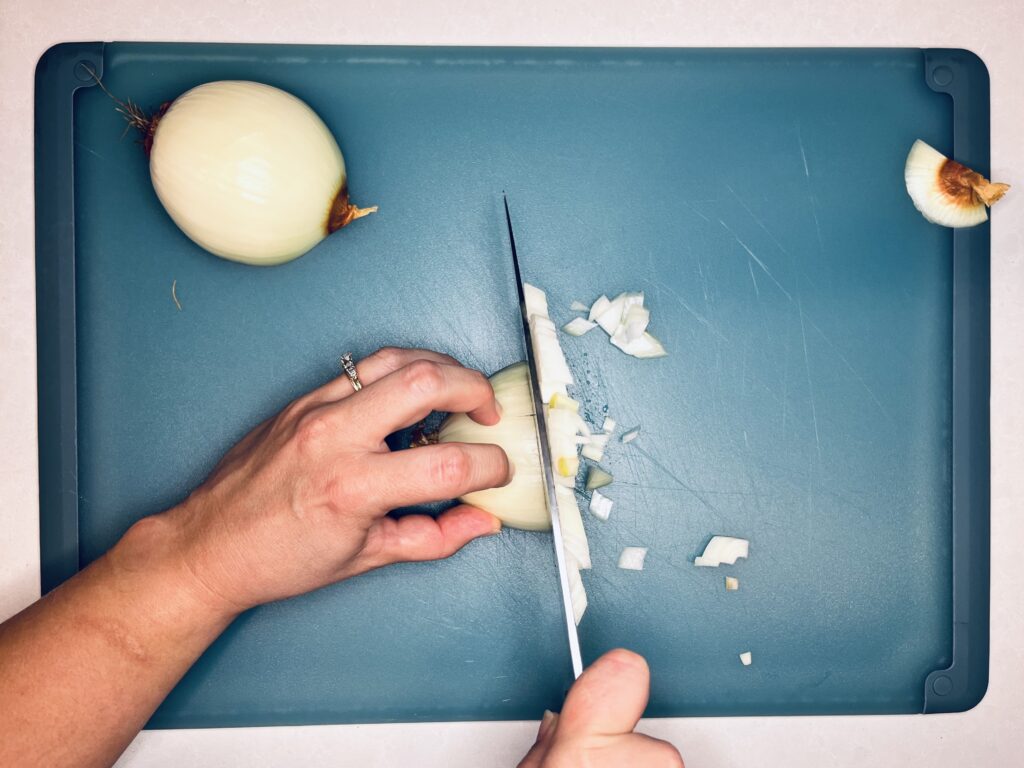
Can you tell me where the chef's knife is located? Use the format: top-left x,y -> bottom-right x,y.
502,195 -> 584,680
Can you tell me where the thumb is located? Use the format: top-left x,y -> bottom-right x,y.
517,710 -> 559,768
556,648 -> 650,738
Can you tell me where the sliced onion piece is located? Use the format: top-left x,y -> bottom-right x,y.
588,294 -> 611,322
580,434 -> 608,462
568,560 -> 588,625
570,300 -> 590,312
585,466 -> 613,491
602,417 -> 617,433
557,456 -> 580,478
589,490 -> 613,521
618,546 -> 648,570
524,283 -> 549,321
621,426 -> 641,444
694,536 -> 749,567
739,651 -> 752,667
563,317 -> 598,337
556,485 -> 592,570
725,576 -> 740,591
549,393 -> 580,413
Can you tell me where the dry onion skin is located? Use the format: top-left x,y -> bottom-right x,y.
905,140 -> 1009,228
94,74 -> 376,265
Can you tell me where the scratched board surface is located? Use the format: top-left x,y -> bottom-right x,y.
70,45 -> 955,725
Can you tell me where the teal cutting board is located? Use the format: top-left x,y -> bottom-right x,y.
34,43 -> 990,726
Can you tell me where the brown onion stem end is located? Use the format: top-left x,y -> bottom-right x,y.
327,184 -> 378,234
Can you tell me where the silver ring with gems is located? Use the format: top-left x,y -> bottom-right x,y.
340,352 -> 363,392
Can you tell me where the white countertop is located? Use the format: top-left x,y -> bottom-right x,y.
1,1 -> 1022,765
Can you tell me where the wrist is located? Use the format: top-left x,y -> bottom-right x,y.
110,509 -> 242,629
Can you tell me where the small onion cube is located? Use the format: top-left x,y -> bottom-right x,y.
589,490 -> 613,521
739,651 -> 752,666
618,546 -> 647,570
580,443 -> 604,462
563,317 -> 598,337
621,426 -> 641,444
602,417 -> 616,432
725,576 -> 740,591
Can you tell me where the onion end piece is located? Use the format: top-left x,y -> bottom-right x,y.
904,140 -> 1010,228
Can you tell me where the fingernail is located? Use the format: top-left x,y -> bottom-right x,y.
489,515 -> 503,534
539,710 -> 557,738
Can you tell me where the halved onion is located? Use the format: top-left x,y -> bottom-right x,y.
905,139 -> 1009,228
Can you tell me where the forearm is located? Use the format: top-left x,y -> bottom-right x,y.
0,512 -> 236,768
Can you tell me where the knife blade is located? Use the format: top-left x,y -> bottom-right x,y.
502,195 -> 584,680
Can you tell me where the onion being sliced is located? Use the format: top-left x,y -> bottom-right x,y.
618,546 -> 648,570
568,560 -> 588,625
694,536 -> 749,567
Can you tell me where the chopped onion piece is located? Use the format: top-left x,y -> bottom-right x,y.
574,413 -> 592,436
611,328 -> 668,359
739,651 -> 752,667
557,456 -> 580,478
524,283 -> 549,321
621,426 -> 641,443
725,576 -> 740,591
589,490 -> 613,521
618,546 -> 648,570
563,317 -> 598,337
570,300 -> 590,312
550,393 -> 580,413
588,295 -> 611,322
595,296 -> 627,335
624,304 -> 651,342
602,417 -> 616,432
585,466 -> 614,491
694,536 -> 749,567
